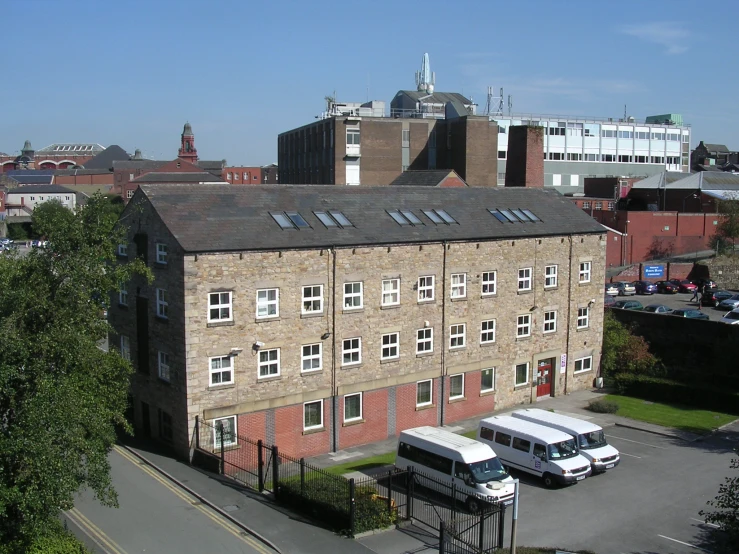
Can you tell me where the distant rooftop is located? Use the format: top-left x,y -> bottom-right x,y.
494,112 -> 690,127
37,143 -> 106,154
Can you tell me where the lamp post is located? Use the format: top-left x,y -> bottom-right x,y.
682,192 -> 699,213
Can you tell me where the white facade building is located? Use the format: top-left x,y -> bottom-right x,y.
494,114 -> 690,189
5,185 -> 77,217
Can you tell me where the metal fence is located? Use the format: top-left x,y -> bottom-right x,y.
194,416 -> 505,549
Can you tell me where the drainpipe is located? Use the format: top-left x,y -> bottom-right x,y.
330,246 -> 337,452
439,241 -> 448,426
564,236 -> 574,395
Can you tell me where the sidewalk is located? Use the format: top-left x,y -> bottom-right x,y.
126,389 -> 702,554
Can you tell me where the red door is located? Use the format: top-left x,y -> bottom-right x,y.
536,360 -> 552,397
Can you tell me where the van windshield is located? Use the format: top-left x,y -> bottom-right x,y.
468,458 -> 508,483
578,430 -> 607,450
547,439 -> 578,460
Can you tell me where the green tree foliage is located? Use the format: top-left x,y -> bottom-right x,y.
0,194 -> 149,547
601,312 -> 659,378
712,195 -> 739,254
700,455 -> 739,548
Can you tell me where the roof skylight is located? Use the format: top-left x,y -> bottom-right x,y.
422,209 -> 458,225
314,210 -> 354,229
488,208 -> 542,223
388,209 -> 424,226
329,211 -> 353,227
271,211 -> 312,230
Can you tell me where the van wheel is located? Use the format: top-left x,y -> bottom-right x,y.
543,473 -> 557,488
466,496 -> 480,514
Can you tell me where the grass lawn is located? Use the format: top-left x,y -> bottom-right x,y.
461,429 -> 477,439
322,451 -> 396,476
603,394 -> 737,433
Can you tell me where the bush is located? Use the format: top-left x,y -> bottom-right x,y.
587,399 -> 619,414
0,521 -> 91,554
612,373 -> 739,415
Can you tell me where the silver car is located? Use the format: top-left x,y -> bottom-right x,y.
717,294 -> 739,310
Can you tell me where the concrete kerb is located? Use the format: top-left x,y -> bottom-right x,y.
118,444 -> 281,554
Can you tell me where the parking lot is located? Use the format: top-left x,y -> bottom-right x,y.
513,423 -> 738,554
611,289 -> 737,322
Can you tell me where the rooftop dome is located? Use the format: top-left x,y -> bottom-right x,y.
182,122 -> 193,136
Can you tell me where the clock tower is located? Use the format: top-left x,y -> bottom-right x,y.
177,122 -> 198,164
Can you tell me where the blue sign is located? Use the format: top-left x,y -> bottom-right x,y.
643,265 -> 665,278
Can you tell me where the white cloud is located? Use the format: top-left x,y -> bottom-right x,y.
618,21 -> 690,55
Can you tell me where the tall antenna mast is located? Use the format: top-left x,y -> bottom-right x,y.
484,86 -> 504,117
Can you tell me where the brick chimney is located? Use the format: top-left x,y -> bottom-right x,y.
504,125 -> 544,187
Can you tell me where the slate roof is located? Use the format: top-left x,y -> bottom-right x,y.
4,173 -> 53,185
197,160 -> 225,171
130,172 -> 227,184
704,143 -> 730,153
635,171 -> 739,190
7,185 -> 75,194
398,90 -> 473,105
81,145 -> 130,170
136,184 -> 605,253
391,170 -> 465,187
631,172 -> 690,189
113,160 -> 166,170
36,143 -> 105,154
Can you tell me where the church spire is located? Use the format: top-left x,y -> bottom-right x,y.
177,122 -> 198,164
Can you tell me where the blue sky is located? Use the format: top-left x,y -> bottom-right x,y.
2,0 -> 735,165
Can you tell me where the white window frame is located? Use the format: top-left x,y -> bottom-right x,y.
156,288 -> 168,319
577,307 -> 590,329
343,282 -> 363,310
418,275 -> 435,302
515,362 -> 530,386
256,288 -> 279,319
416,328 -> 433,354
301,285 -> 324,315
449,323 -> 466,349
213,416 -> 237,448
156,243 -> 167,264
120,335 -> 130,361
518,268 -> 532,291
449,373 -> 465,400
516,314 -> 531,338
301,343 -> 322,373
342,337 -> 362,366
258,348 -> 280,378
209,355 -> 233,386
344,392 -> 362,423
416,379 -> 433,407
450,273 -> 467,299
303,400 -> 323,431
381,278 -> 400,307
381,332 -> 399,360
574,356 -> 593,374
481,271 -> 497,295
481,368 -> 495,393
158,351 -> 170,382
208,291 -> 233,323
117,243 -> 128,256
579,262 -> 592,283
543,310 -> 557,334
118,283 -> 128,306
480,319 -> 496,344
544,265 -> 558,288
127,189 -> 135,199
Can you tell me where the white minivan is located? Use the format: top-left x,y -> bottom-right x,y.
511,408 -> 620,473
395,426 -> 515,512
476,416 -> 592,488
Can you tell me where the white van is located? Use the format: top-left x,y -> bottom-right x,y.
511,408 -> 620,473
476,416 -> 592,488
395,426 -> 515,511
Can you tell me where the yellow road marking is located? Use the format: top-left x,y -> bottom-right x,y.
67,507 -> 127,554
113,445 -> 273,554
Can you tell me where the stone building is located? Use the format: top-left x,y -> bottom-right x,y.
111,184 -> 606,459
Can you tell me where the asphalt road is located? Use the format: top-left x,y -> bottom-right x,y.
63,446 -> 276,554
612,289 -> 735,322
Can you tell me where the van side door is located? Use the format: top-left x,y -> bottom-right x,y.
532,443 -> 548,476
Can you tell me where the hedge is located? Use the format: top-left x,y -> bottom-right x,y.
612,373 -> 739,415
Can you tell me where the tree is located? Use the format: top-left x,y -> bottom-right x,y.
601,312 -> 659,378
0,194 -> 149,548
712,194 -> 739,254
700,455 -> 739,548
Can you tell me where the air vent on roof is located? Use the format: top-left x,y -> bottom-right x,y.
422,209 -> 458,225
488,208 -> 542,223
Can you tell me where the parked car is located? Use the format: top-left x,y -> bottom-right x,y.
720,308 -> 739,324
701,290 -> 734,308
603,295 -> 616,309
643,304 -> 673,314
615,282 -> 636,296
671,309 -> 710,320
0,237 -> 13,245
718,295 -> 739,310
668,279 -> 697,293
655,280 -> 679,294
694,278 -> 718,291
632,281 -> 657,295
612,300 -> 643,311
604,283 -> 619,296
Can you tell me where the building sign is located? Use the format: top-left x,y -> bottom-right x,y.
560,354 -> 567,374
643,265 -> 665,278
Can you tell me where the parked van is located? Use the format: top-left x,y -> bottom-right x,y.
511,408 -> 620,473
476,416 -> 592,488
395,426 -> 515,511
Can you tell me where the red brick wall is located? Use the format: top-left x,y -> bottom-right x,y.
505,126 -> 544,188
54,173 -> 114,186
225,167 -> 262,185
605,230 -> 624,268
444,371 -> 496,424
395,379 -> 439,434
338,389 -> 388,449
666,263 -> 693,280
274,401 -> 331,458
439,175 -> 467,188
